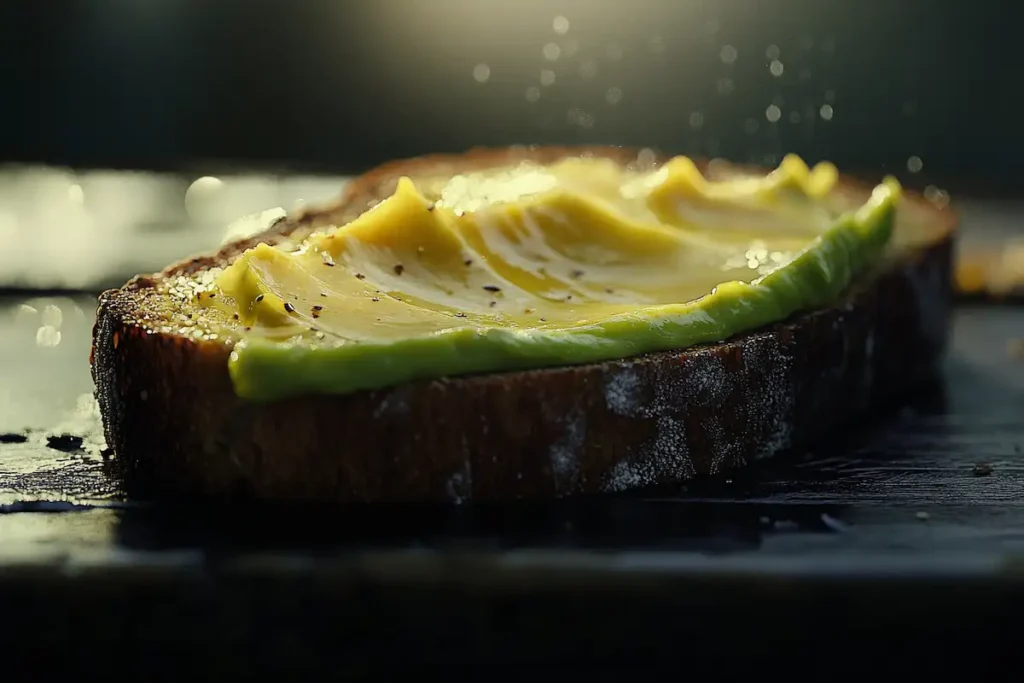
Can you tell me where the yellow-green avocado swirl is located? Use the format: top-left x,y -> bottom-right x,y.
203,154 -> 901,401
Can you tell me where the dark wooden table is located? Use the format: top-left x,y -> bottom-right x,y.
1,189 -> 1023,678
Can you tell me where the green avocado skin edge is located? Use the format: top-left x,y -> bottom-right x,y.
228,182 -> 898,402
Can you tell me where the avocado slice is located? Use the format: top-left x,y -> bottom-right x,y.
209,156 -> 900,401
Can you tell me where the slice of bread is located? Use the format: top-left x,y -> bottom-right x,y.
91,147 -> 957,503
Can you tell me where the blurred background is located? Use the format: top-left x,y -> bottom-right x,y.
0,0 -> 1021,290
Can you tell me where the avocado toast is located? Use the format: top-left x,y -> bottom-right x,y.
91,146 -> 956,502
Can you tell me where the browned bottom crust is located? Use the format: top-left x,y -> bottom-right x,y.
91,234 -> 953,503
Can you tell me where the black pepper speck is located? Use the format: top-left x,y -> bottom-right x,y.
394,264 -> 405,276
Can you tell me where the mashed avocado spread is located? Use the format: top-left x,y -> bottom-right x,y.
201,154 -> 901,401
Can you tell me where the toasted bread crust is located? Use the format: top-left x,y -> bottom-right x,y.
91,147 -> 957,502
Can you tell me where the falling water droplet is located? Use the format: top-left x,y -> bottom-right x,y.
720,45 -> 738,64
579,60 -> 598,80
769,60 -> 785,77
766,45 -> 780,60
472,63 -> 491,83
605,87 -> 624,105
637,148 -> 658,169
540,69 -> 556,86
907,156 -> 923,173
525,86 -> 541,102
819,104 -> 834,121
689,111 -> 705,129
543,43 -> 561,61
765,105 -> 782,123
567,108 -> 594,128
924,186 -> 950,208
553,16 -> 570,35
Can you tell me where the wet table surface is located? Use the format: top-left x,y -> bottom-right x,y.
2,179 -> 1024,675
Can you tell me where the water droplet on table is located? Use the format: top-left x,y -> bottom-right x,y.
35,325 -> 61,348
